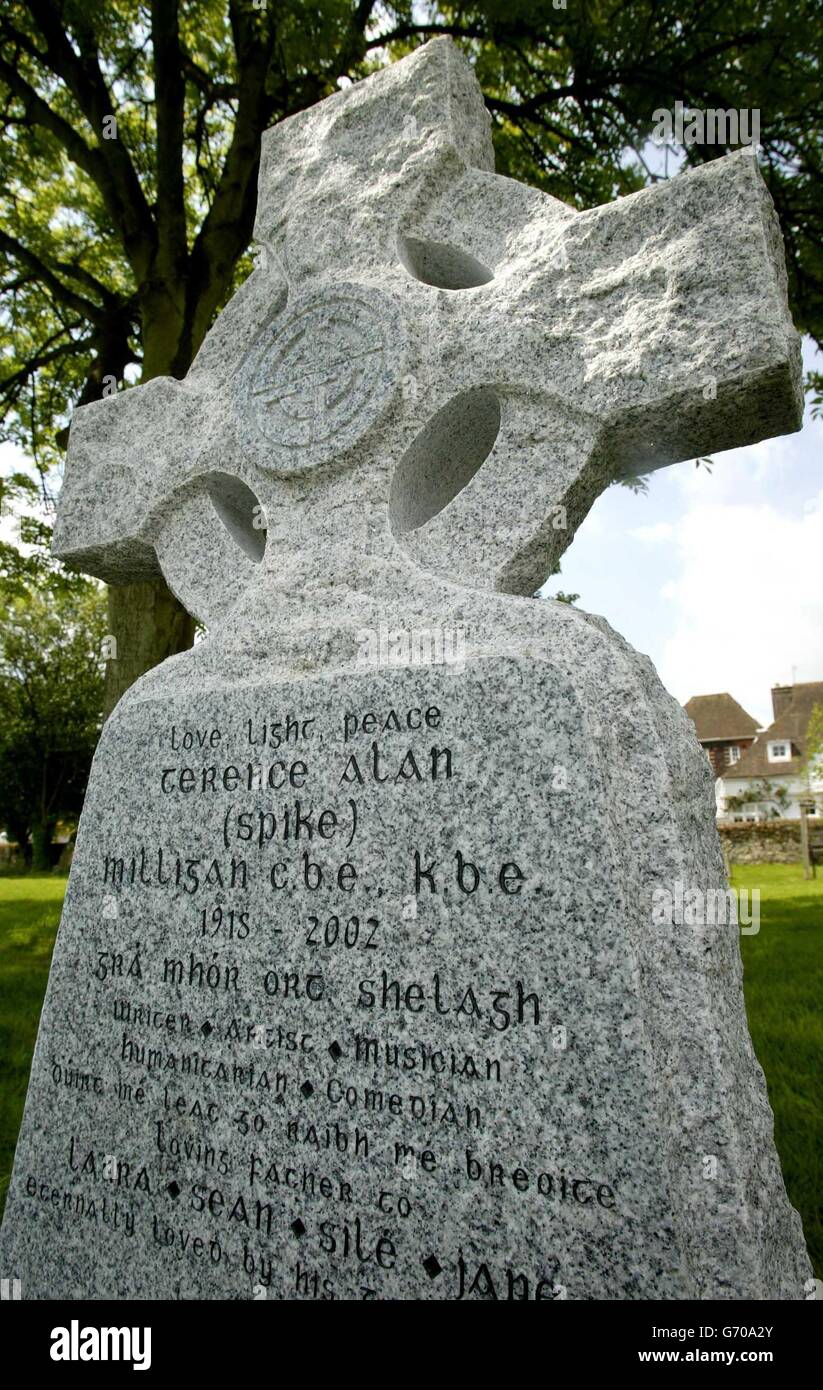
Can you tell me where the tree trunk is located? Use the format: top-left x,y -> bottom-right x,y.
101,288 -> 198,716
30,821 -> 53,872
104,576 -> 196,718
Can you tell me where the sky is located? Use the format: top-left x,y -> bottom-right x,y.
541,337 -> 823,728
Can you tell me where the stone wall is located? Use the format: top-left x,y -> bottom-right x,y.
718,818 -> 821,864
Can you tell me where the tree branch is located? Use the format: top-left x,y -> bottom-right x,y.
485,98 -> 599,158
365,22 -> 487,50
0,230 -> 105,323
6,1 -> 155,274
150,0 -> 187,279
51,258 -> 121,306
333,0 -> 378,75
0,330 -> 92,411
0,52 -> 102,185
180,49 -> 239,102
181,1 -> 276,366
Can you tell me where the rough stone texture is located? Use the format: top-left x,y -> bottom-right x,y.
1,38 -> 812,1300
51,39 -> 801,615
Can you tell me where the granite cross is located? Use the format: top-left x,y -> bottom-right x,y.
55,37 -> 800,624
3,35 -> 811,1305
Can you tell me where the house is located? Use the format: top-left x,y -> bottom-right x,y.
716,682 -> 823,820
683,693 -> 760,778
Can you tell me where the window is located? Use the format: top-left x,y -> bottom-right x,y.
728,745 -> 741,764
768,741 -> 791,762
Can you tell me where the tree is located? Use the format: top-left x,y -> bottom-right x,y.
802,704 -> 823,800
724,778 -> 791,820
0,470 -> 106,866
0,586 -> 106,869
2,1 -> 821,708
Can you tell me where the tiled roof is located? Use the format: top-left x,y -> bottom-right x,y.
684,693 -> 760,741
720,682 -> 823,782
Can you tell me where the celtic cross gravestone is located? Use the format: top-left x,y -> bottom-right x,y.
0,38 -> 811,1299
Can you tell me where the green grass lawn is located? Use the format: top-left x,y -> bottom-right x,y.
0,872 -> 68,1224
732,864 -> 823,1281
0,865 -> 820,1282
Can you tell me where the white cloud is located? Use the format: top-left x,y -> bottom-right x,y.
659,495 -> 823,726
578,506 -> 607,537
630,521 -> 674,543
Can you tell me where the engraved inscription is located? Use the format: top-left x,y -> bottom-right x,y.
4,664 -> 660,1300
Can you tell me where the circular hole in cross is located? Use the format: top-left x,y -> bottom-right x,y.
204,472 -> 266,562
398,234 -> 493,290
389,387 -> 501,535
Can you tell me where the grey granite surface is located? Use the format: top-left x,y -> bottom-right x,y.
0,38 -> 811,1299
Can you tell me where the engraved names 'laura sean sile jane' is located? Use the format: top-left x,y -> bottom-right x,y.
0,39 -> 812,1299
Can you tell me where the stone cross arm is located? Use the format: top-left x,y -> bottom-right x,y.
53,38 -> 803,623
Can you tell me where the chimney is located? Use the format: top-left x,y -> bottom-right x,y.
771,684 -> 794,720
